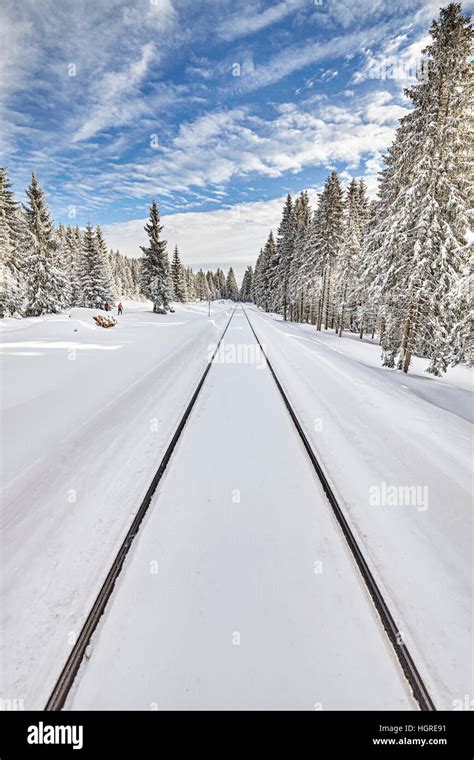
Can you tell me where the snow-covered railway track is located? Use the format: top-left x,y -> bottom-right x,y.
242,307 -> 435,712
45,308 -> 236,711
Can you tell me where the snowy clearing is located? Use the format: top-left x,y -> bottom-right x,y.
67,307 -> 413,710
244,307 -> 473,710
1,300 -> 471,711
0,300 -> 231,709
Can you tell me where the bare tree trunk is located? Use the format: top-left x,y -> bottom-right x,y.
403,299 -> 420,373
324,266 -> 331,330
379,316 -> 385,344
317,272 -> 325,331
338,283 -> 347,337
398,302 -> 413,370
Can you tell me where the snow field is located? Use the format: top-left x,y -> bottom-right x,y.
245,307 -> 472,709
0,301 -> 231,708
67,307 -> 414,710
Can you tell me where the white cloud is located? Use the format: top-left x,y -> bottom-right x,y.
116,90 -> 408,198
218,0 -> 305,41
72,43 -> 158,142
103,194 -> 308,280
234,24 -> 389,92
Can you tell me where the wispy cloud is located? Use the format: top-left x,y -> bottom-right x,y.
218,0 -> 306,41
72,43 -> 158,142
233,24 -> 390,92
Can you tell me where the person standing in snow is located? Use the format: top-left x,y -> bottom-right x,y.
103,301 -> 109,312
118,302 -> 123,316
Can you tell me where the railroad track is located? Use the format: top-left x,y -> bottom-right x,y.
45,307 -> 236,711
46,303 -> 435,711
242,305 -> 435,712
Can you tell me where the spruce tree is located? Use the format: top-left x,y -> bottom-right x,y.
185,267 -> 196,300
0,168 -> 26,316
226,267 -> 239,301
63,226 -> 82,306
140,201 -> 172,313
79,222 -> 111,308
260,232 -> 278,311
215,268 -> 227,299
333,179 -> 366,336
288,191 -> 311,321
170,245 -> 187,302
316,172 -> 344,330
95,226 -> 115,302
240,266 -> 254,302
195,269 -> 210,300
206,270 -> 217,300
365,2 -> 473,374
23,173 -> 68,316
275,194 -> 294,319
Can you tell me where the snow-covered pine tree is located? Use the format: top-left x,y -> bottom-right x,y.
333,178 -> 366,337
240,265 -> 254,302
252,250 -> 264,307
294,202 -> 325,326
226,267 -> 239,301
140,201 -> 172,313
23,173 -> 69,316
366,2 -> 473,374
194,269 -> 210,300
358,178 -> 370,227
316,171 -> 344,330
211,271 -> 220,297
185,267 -> 196,300
179,264 -> 188,301
359,148 -> 407,361
95,226 -> 115,302
215,268 -> 227,299
109,249 -> 134,299
0,168 -> 27,316
123,254 -> 136,298
79,223 -> 112,308
130,257 -> 141,299
63,225 -> 82,306
275,194 -> 294,319
288,191 -> 311,321
448,239 -> 473,368
56,225 -> 72,308
261,231 -> 278,312
170,245 -> 187,302
206,270 -> 217,300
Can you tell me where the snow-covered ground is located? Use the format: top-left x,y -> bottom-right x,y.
243,307 -> 472,710
1,301 -> 471,710
0,300 -> 231,709
67,308 -> 413,710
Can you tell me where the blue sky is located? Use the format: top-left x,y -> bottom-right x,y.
2,0 -> 471,276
